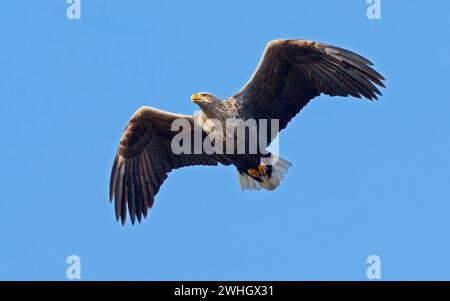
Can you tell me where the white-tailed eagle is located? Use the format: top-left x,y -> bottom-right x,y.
109,39 -> 385,225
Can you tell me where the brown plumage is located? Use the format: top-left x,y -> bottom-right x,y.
231,39 -> 385,145
109,39 -> 385,225
109,107 -> 229,225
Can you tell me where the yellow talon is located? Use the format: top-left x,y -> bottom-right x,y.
258,164 -> 267,176
248,164 -> 267,178
248,168 -> 259,177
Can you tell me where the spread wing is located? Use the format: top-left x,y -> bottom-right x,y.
231,39 -> 385,143
109,107 -> 226,225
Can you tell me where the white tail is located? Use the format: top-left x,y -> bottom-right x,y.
238,156 -> 292,191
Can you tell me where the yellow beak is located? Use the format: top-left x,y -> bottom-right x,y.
191,93 -> 203,103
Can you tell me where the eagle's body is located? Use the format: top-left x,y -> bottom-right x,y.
110,39 -> 385,225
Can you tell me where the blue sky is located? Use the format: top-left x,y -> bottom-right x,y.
1,1 -> 449,280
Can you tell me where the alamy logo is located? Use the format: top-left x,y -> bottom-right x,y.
66,255 -> 81,280
366,0 -> 382,20
170,116 -> 280,165
66,0 -> 81,20
366,255 -> 382,280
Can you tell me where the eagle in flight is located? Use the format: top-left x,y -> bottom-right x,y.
109,39 -> 385,225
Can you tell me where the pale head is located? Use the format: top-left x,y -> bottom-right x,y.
191,92 -> 220,105
191,92 -> 228,119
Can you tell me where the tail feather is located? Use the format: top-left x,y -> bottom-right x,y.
238,172 -> 262,191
